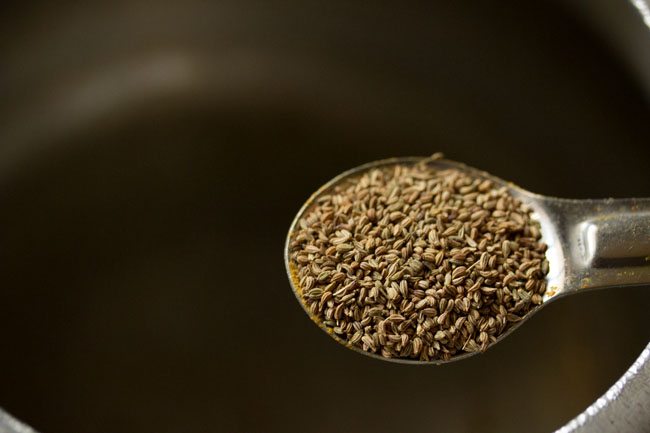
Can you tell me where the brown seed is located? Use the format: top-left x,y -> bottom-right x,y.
387,284 -> 399,300
452,266 -> 467,279
422,308 -> 437,317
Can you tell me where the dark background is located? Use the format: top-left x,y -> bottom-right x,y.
0,1 -> 649,432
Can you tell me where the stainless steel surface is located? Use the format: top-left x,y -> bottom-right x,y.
284,156 -> 650,364
0,0 -> 648,432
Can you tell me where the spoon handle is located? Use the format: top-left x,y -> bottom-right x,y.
546,197 -> 650,292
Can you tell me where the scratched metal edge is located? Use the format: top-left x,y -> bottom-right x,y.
555,342 -> 650,433
0,409 -> 37,433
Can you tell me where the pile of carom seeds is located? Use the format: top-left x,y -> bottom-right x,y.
288,157 -> 549,361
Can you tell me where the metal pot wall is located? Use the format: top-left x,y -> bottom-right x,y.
0,1 -> 648,432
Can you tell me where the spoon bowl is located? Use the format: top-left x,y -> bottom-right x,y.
285,156 -> 650,364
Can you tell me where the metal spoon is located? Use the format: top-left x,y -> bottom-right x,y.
284,156 -> 650,364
